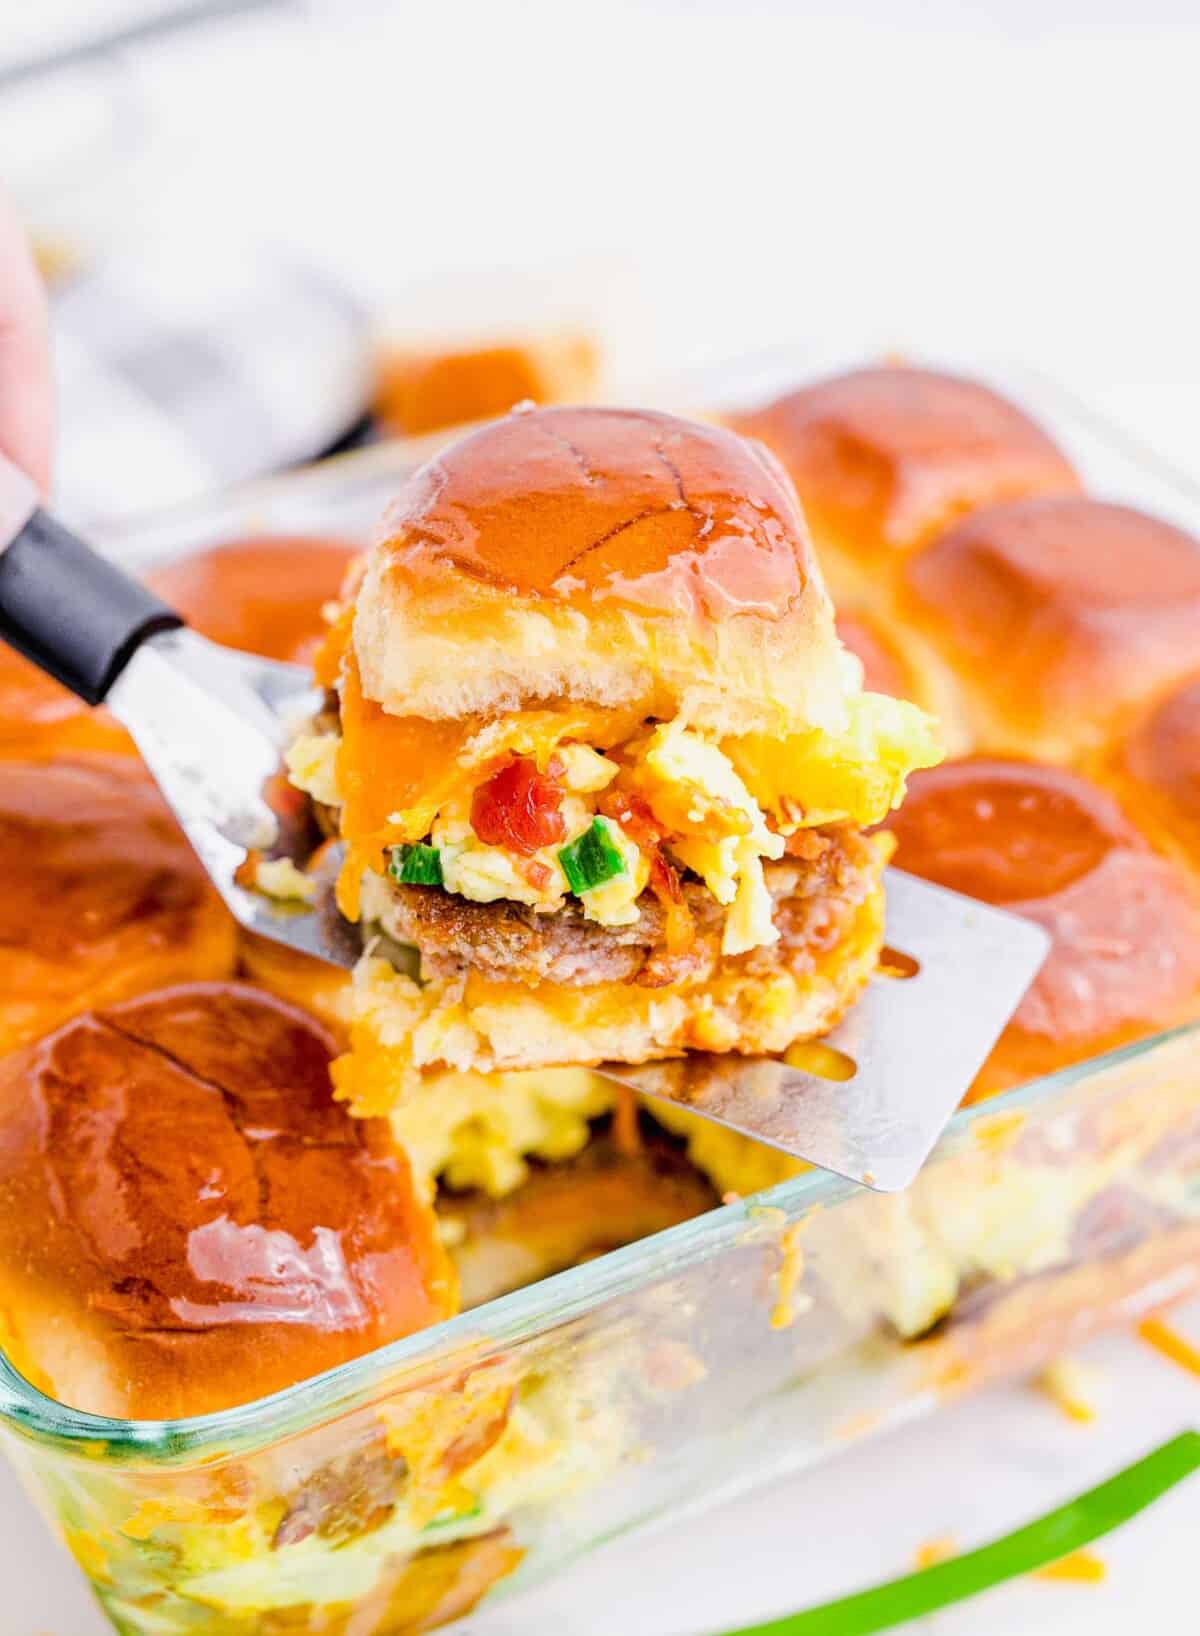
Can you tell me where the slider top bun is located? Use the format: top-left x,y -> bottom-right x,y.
352,405 -> 848,739
900,497 -> 1200,759
148,534 -> 359,664
0,754 -> 236,1056
1109,674 -> 1200,866
0,983 -> 457,1418
888,756 -> 1200,1100
729,366 -> 1080,596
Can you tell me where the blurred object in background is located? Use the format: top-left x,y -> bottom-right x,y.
49,239 -> 370,528
370,261 -> 629,436
0,57 -> 147,281
374,329 -> 602,438
1,0 -> 372,530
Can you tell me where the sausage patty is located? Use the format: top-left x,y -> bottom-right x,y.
371,828 -> 880,989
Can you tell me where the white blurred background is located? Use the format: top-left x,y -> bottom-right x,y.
6,0 -> 1200,508
1,4 -> 1197,1633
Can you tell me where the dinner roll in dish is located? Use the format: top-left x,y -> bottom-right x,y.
834,608 -> 968,750
0,641 -> 133,758
148,534 -> 359,664
1105,674 -> 1200,868
293,406 -> 940,1103
729,366 -> 1080,603
0,983 -> 457,1417
888,757 -> 1200,1101
0,755 -> 236,1055
835,611 -> 917,700
899,498 -> 1200,760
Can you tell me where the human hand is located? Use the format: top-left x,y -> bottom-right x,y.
0,191 -> 52,495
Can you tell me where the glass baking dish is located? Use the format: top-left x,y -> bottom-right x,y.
1,361 -> 1197,1636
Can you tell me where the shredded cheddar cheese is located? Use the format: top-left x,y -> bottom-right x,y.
1138,1316 -> 1200,1378
1037,1356 -> 1101,1423
1035,1549 -> 1106,1583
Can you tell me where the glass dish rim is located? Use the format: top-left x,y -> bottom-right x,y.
1,1020 -> 1195,1463
5,351 -> 1198,1465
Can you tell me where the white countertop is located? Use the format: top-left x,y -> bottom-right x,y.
3,5 -> 1198,1631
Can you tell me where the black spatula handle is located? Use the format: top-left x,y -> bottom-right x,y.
0,456 -> 182,706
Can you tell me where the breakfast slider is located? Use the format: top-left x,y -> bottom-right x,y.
287,405 -> 940,1109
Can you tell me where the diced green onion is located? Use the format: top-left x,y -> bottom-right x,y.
558,817 -> 627,895
388,842 -> 443,887
717,1431 -> 1200,1636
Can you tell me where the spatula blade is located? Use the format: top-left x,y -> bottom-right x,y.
599,871 -> 1050,1192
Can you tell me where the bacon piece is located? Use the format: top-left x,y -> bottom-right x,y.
599,790 -> 695,953
784,827 -> 834,862
522,859 -> 555,892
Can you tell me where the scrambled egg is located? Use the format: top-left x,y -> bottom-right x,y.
250,856 -> 317,904
390,1067 -> 615,1201
726,693 -> 942,831
430,779 -> 647,929
289,686 -> 940,958
423,721 -> 786,948
633,722 -> 785,954
285,731 -> 340,807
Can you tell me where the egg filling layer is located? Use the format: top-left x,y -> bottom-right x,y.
287,630 -> 939,961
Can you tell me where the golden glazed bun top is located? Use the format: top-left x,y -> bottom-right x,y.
729,366 -> 1080,597
900,496 -> 1200,758
351,406 -> 851,737
0,754 -> 236,1056
0,983 -> 457,1418
889,756 -> 1200,1100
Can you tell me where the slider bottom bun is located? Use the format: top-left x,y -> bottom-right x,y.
333,852 -> 887,1113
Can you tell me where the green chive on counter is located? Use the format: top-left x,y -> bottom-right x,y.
713,1430 -> 1200,1636
559,817 -> 628,895
389,843 -> 444,887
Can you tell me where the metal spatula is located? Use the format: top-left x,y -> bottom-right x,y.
0,459 -> 1049,1191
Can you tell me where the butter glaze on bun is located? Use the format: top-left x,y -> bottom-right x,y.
0,755 -> 237,1055
729,366 -> 1080,601
900,497 -> 1200,759
353,406 -> 849,738
0,983 -> 456,1418
889,757 -> 1200,1099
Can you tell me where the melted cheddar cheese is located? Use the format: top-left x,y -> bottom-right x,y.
293,604 -> 940,951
